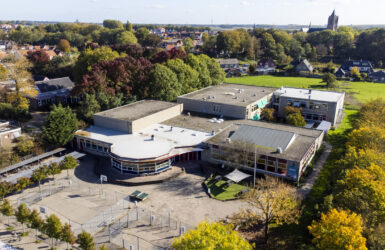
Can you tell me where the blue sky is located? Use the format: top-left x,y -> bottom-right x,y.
1,0 -> 385,25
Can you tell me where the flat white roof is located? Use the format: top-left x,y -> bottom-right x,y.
80,123 -> 213,160
275,87 -> 344,103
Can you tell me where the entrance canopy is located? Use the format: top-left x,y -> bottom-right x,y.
225,169 -> 251,183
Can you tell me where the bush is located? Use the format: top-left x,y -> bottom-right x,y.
0,103 -> 31,122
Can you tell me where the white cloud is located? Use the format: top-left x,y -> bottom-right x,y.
151,4 -> 165,9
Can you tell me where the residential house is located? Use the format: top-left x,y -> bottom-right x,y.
29,77 -> 77,109
216,58 -> 239,70
369,71 -> 385,83
292,59 -> 313,74
336,60 -> 375,78
257,58 -> 276,74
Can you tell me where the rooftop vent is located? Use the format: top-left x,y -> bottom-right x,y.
309,89 -> 312,94
226,138 -> 231,143
202,97 -> 206,101
211,130 -> 215,136
208,96 -> 211,99
277,147 -> 282,154
253,93 -> 257,97
187,112 -> 191,116
237,89 -> 242,93
151,135 -> 155,141
242,99 -> 246,102
234,96 -> 238,99
212,96 -> 215,99
262,89 -> 265,92
170,126 -> 173,131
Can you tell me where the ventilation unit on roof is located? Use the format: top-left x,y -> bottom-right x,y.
234,96 -> 238,99
226,138 -> 231,143
211,130 -> 215,136
277,147 -> 282,154
237,89 -> 242,93
262,89 -> 265,92
187,112 -> 191,116
242,99 -> 246,102
253,93 -> 257,96
212,96 -> 215,99
208,96 -> 211,99
170,126 -> 173,131
309,89 -> 312,94
151,135 -> 154,141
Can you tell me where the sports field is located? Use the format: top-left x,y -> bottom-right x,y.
225,75 -> 385,103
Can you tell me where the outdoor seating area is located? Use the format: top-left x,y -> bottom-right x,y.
129,190 -> 149,201
204,169 -> 250,201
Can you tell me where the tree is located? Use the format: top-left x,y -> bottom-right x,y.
15,177 -> 31,193
185,54 -> 211,88
347,126 -> 385,152
135,27 -> 150,44
171,221 -> 252,250
322,73 -> 339,88
287,113 -> 306,127
198,54 -> 225,85
44,214 -> 63,248
47,162 -> 61,184
125,21 -> 133,32
248,63 -> 256,75
166,58 -> 199,94
308,209 -> 367,250
60,155 -> 78,179
335,164 -> 385,226
62,223 -> 76,249
43,104 -> 78,147
29,209 -> 44,240
142,34 -> 162,47
15,203 -> 30,232
0,64 -> 7,81
73,46 -> 120,83
102,19 -> 123,29
76,230 -> 95,250
183,38 -> 193,53
148,64 -> 181,101
116,31 -> 137,45
351,66 -> 361,80
15,136 -> 34,156
233,177 -> 301,243
31,166 -> 48,193
7,58 -> 37,110
0,182 -> 14,200
57,39 -> 71,52
77,94 -> 100,122
261,108 -> 275,122
0,199 -> 14,225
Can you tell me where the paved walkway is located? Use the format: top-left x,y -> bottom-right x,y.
298,142 -> 332,198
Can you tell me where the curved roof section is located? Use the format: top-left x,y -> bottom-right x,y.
80,123 -> 212,160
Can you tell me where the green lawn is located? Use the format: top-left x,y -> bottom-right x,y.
205,177 -> 246,201
225,75 -> 385,103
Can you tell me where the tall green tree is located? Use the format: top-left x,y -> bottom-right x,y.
43,104 -> 78,147
60,156 -> 78,179
77,94 -> 100,122
76,230 -> 95,250
197,54 -> 225,85
31,166 -> 48,193
44,214 -> 63,249
185,54 -> 211,88
102,19 -> 123,29
116,31 -> 137,44
148,64 -> 181,101
29,209 -> 44,240
0,182 -> 14,200
166,58 -> 199,94
15,177 -> 31,193
73,46 -> 120,83
47,162 -> 62,184
15,203 -> 31,233
322,73 -> 339,88
62,223 -> 76,249
0,199 -> 14,225
287,113 -> 306,127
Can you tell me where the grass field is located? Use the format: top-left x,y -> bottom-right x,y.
205,177 -> 246,201
225,75 -> 385,103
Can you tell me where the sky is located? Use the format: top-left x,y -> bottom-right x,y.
1,0 -> 385,25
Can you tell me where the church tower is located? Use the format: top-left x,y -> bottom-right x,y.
327,10 -> 339,31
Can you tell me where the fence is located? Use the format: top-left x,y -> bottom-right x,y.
108,206 -> 195,250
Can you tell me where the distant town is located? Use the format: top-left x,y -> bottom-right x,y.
0,7 -> 384,250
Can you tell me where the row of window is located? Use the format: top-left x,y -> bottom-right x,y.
304,113 -> 327,121
82,139 -> 109,153
287,100 -> 328,111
